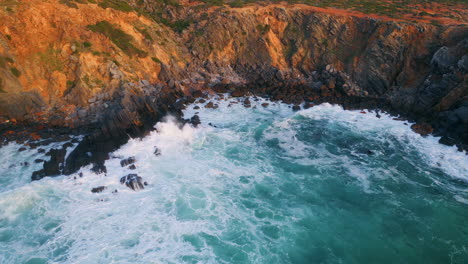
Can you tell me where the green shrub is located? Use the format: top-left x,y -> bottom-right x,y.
87,21 -> 147,57
135,27 -> 153,41
83,41 -> 92,48
66,80 -> 75,88
151,57 -> 161,63
0,77 -> 4,93
10,67 -> 21,77
98,0 -> 133,12
170,19 -> 192,33
256,24 -> 270,35
5,34 -> 11,41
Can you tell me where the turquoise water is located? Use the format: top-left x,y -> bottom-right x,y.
0,97 -> 467,263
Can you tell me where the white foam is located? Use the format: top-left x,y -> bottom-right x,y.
0,97 -> 467,263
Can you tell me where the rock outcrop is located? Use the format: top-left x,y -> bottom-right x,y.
0,0 -> 466,179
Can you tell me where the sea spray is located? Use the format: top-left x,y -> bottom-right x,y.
0,97 -> 467,263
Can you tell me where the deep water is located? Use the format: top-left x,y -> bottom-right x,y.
0,96 -> 467,264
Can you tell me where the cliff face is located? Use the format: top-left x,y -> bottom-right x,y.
0,1 -> 467,147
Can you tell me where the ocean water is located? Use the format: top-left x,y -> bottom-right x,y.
0,96 -> 467,264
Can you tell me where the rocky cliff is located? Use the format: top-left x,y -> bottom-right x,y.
0,0 -> 467,167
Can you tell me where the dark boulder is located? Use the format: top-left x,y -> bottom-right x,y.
91,186 -> 106,193
120,157 -> 136,167
91,163 -> 107,174
153,147 -> 161,156
120,174 -> 144,191
190,115 -> 201,126
32,148 -> 67,181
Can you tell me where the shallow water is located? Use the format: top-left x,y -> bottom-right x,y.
0,97 -> 467,264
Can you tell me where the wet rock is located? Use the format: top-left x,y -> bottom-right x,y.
120,174 -> 144,191
34,159 -> 44,163
261,103 -> 269,107
190,115 -> 201,126
192,90 -> 203,98
128,164 -> 136,170
153,147 -> 161,156
91,163 -> 107,174
37,148 -> 45,153
20,162 -> 29,166
244,98 -> 251,108
18,147 -> 27,152
231,89 -> 245,97
303,102 -> 314,109
205,102 -> 218,109
292,105 -> 301,111
91,186 -> 106,193
193,106 -> 200,110
32,148 -> 67,180
411,123 -> 433,136
120,157 -> 136,167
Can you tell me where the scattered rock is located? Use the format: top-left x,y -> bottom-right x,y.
193,106 -> 200,110
190,115 -> 201,126
18,147 -> 27,152
153,147 -> 161,156
205,102 -> 218,109
244,98 -> 251,107
261,103 -> 269,107
91,186 -> 106,193
128,164 -> 136,170
292,105 -> 301,111
34,159 -> 44,163
120,157 -> 136,167
120,174 -> 144,191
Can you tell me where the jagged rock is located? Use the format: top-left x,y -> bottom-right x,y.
32,148 -> 67,180
458,55 -> 468,71
91,186 -> 106,193
91,163 -> 107,174
411,123 -> 434,136
120,157 -> 136,167
129,164 -> 136,170
190,115 -> 201,126
120,174 -> 144,191
154,147 -> 161,156
292,105 -> 301,111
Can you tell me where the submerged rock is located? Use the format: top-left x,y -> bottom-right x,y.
120,174 -> 144,191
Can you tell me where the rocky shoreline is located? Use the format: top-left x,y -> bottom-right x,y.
2,69 -> 466,183
1,2 -> 467,182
